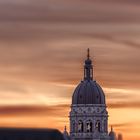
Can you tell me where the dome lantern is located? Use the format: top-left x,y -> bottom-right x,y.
84,48 -> 93,81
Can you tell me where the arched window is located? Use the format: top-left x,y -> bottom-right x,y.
104,120 -> 106,132
78,120 -> 83,132
86,120 -> 92,132
95,120 -> 100,132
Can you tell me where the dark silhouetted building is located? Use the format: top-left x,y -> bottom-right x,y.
0,128 -> 64,140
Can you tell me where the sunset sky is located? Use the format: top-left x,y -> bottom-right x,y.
0,0 -> 140,140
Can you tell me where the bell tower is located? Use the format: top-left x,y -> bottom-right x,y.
69,49 -> 109,140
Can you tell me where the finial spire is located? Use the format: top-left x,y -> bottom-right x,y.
87,48 -> 90,59
64,126 -> 67,131
84,49 -> 93,81
111,126 -> 113,132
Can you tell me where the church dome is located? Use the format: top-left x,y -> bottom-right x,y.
72,49 -> 105,105
72,80 -> 105,104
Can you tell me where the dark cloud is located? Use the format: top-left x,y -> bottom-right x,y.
0,0 -> 140,23
83,33 -> 140,50
0,104 -> 69,117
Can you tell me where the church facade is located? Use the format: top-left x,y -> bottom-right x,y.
63,49 -> 118,140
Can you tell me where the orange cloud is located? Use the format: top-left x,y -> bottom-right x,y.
0,105 -> 69,117
108,101 -> 140,109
